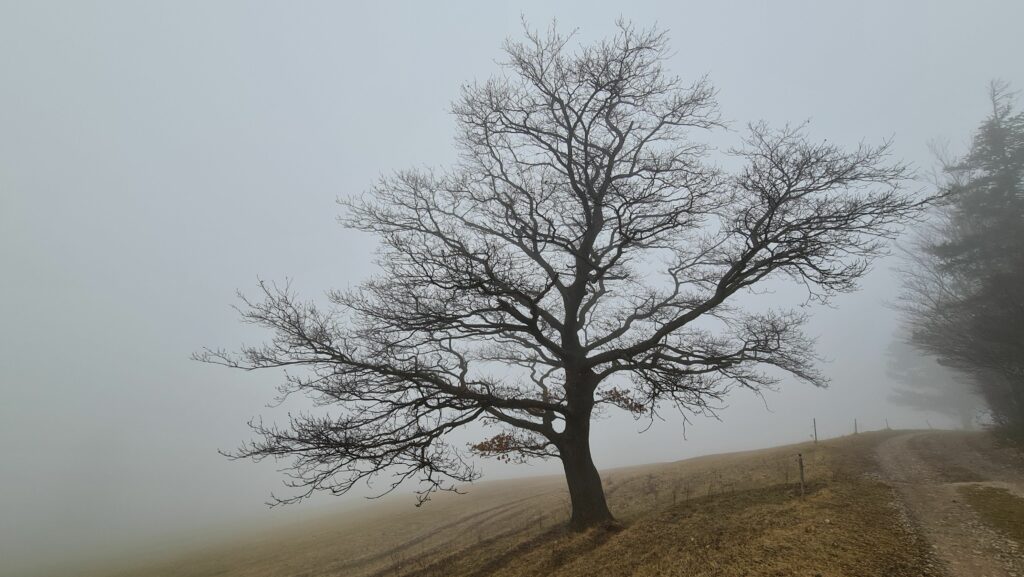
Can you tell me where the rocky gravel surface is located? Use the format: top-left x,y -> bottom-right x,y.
876,432 -> 1024,577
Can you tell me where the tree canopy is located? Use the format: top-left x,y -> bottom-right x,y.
198,22 -> 923,529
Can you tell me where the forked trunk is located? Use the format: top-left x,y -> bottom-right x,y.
560,428 -> 614,531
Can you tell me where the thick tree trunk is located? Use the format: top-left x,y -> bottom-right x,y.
557,361 -> 614,530
561,439 -> 614,530
559,409 -> 614,531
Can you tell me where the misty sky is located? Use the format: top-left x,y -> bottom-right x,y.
3,1 -> 1023,575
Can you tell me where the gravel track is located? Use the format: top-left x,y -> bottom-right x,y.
876,432 -> 1024,577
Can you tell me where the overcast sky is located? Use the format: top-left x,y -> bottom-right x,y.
3,1 -> 1023,575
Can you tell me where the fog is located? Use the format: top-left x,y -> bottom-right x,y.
2,1 -> 1022,575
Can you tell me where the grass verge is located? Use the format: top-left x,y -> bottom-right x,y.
958,485 -> 1024,545
380,433 -> 933,577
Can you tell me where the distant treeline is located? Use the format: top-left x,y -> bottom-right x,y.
897,81 -> 1024,430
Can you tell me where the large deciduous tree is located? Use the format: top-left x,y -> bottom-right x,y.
198,23 -> 920,530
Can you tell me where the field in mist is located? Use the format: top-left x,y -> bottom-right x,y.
5,3 -> 1024,577
62,430 -> 1022,577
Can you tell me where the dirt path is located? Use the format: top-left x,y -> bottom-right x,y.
876,432 -> 1024,577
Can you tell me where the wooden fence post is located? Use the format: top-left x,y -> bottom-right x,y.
798,453 -> 805,497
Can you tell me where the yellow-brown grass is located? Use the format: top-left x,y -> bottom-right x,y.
958,485 -> 1024,545
82,431 -> 930,577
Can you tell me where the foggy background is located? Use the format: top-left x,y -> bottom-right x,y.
3,1 -> 1023,575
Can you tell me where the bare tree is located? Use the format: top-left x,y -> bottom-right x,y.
197,22 -> 921,530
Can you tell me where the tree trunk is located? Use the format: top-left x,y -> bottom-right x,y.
559,426 -> 614,531
1012,381 -> 1024,431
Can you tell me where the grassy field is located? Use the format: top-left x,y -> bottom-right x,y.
81,431 -> 934,577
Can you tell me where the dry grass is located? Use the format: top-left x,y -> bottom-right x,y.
79,431 -> 930,577
958,485 -> 1024,545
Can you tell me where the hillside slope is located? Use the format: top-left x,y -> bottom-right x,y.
74,431 -> 1023,577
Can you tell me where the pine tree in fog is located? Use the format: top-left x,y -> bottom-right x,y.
899,81 -> 1024,429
